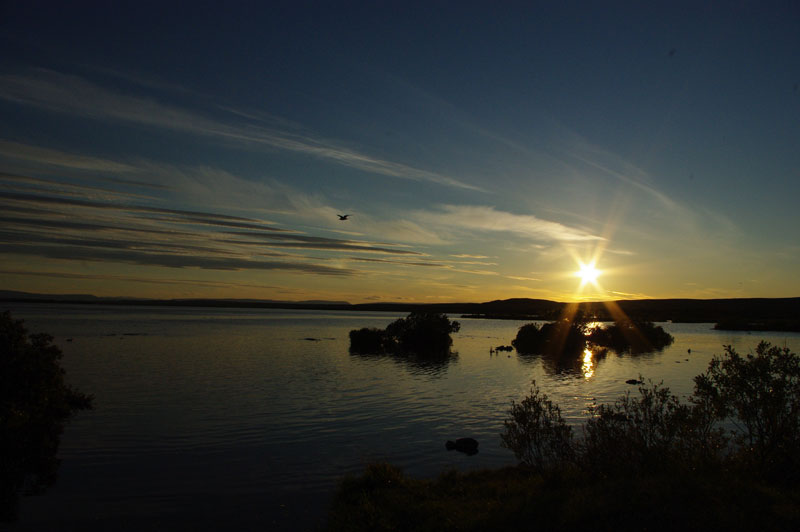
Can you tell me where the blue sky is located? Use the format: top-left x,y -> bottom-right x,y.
1,1 -> 798,303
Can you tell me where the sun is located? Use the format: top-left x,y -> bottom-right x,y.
576,261 -> 601,286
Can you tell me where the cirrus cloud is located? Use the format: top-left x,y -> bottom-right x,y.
413,205 -> 603,242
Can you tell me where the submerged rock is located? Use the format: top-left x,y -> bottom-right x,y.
445,437 -> 479,456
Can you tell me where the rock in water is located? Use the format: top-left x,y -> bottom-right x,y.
445,437 -> 479,455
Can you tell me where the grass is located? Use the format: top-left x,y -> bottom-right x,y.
327,463 -> 800,531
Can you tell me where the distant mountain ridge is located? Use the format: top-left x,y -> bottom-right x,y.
0,290 -> 350,307
2,290 -> 799,324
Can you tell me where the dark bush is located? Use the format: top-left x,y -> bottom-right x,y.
386,312 -> 460,355
0,312 -> 93,522
587,319 -> 674,353
581,379 -> 695,476
502,342 -> 800,481
349,312 -> 460,357
511,319 -> 586,356
348,327 -> 388,354
501,381 -> 574,472
693,341 -> 800,479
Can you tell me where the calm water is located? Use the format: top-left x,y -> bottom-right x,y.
5,303 -> 800,531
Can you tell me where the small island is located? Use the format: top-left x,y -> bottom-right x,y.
349,312 -> 460,357
511,317 -> 674,356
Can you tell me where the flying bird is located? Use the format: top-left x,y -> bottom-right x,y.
337,214 -> 350,220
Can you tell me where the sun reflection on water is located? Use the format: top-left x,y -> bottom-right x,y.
583,321 -> 603,334
582,348 -> 595,379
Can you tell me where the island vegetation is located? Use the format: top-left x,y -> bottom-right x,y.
586,318 -> 674,353
349,312 -> 461,357
328,341 -> 800,531
511,319 -> 587,355
0,312 -> 93,522
511,317 -> 674,356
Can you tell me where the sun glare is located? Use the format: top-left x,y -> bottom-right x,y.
577,261 -> 600,286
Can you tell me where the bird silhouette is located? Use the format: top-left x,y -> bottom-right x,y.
337,214 -> 350,220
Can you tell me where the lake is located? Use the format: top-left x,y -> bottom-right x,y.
5,303 -> 800,531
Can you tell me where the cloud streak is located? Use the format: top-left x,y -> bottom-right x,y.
0,139 -> 136,173
0,242 -> 355,275
0,69 -> 481,191
414,205 -> 603,242
0,173 -> 439,280
0,268 -> 285,291
223,231 -> 424,255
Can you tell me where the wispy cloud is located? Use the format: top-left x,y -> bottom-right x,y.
414,205 -> 603,242
507,275 -> 542,281
0,189 -> 281,227
347,257 -> 446,267
1,171 -> 158,202
1,242 -> 355,275
0,268 -> 285,290
224,231 -> 424,255
0,139 -> 135,173
0,173 -> 435,278
552,129 -> 680,211
0,69 -> 481,191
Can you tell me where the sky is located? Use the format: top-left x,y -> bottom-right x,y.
0,1 -> 798,304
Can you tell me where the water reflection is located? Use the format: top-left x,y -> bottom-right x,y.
517,342 -> 607,378
581,348 -> 595,379
348,350 -> 459,377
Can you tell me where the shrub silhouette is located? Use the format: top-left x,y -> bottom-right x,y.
587,319 -> 674,353
581,379 -> 697,476
502,342 -> 800,481
693,341 -> 800,479
511,318 -> 672,360
511,319 -> 586,356
0,312 -> 93,522
349,327 -> 389,354
501,381 -> 574,472
349,312 -> 460,357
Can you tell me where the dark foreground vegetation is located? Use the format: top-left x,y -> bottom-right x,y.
349,312 -> 460,357
512,317 -> 674,355
329,342 -> 800,531
327,462 -> 799,532
0,312 -> 93,522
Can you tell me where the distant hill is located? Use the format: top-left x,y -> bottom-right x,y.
2,291 -> 799,326
0,291 -> 350,308
0,290 -> 138,301
583,298 -> 800,323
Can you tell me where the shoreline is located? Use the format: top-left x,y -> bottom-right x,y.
5,295 -> 800,332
